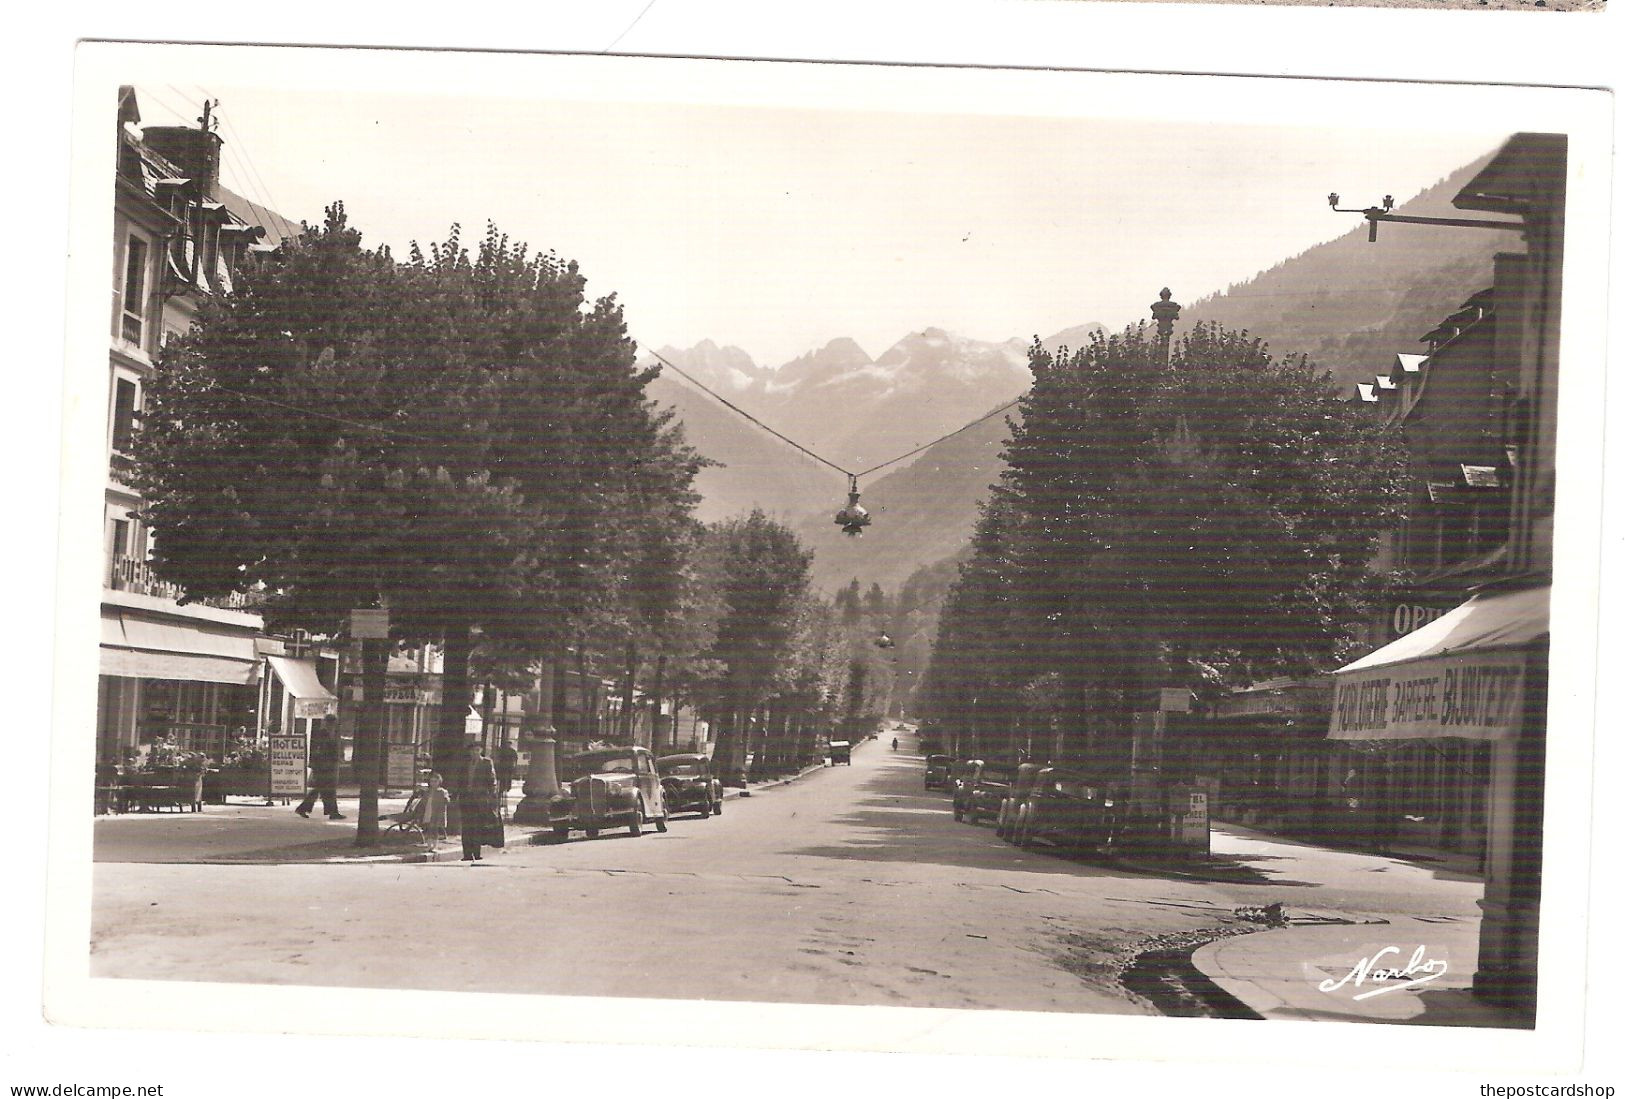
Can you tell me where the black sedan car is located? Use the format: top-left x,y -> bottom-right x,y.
1010,766 -> 1118,854
953,759 -> 1021,825
656,753 -> 724,819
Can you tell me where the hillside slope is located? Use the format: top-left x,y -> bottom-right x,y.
796,155 -> 1507,594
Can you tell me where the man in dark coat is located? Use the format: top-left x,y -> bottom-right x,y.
296,724 -> 344,819
460,742 -> 503,861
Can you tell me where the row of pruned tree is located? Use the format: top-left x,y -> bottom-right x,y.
134,205 -> 893,842
916,323 -> 1409,775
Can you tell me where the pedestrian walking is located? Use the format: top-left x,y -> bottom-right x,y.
295,724 -> 344,819
494,737 -> 519,818
459,741 -> 504,861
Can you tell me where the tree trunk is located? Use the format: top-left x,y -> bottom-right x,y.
710,698 -> 744,782
353,635 -> 389,847
650,654 -> 667,750
621,640 -> 639,745
573,641 -> 594,742
435,622 -> 474,829
480,679 -> 495,752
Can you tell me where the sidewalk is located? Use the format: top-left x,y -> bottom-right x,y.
93,763 -> 829,865
1192,912 -> 1526,1027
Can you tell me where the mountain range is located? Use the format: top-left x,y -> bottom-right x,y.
646,152 -> 1506,597
642,327 -> 1038,522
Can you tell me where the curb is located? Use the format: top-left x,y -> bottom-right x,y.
725,761 -> 828,799
169,762 -> 837,865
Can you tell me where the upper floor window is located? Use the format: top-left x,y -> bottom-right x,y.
120,235 -> 149,346
111,377 -> 139,454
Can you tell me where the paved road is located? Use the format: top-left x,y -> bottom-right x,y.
90,737 -> 1482,1014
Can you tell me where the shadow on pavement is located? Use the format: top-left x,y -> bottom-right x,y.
791,758 -> 1323,887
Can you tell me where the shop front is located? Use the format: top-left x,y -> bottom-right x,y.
261,653 -> 339,751
1328,582 -> 1548,1017
98,594 -> 262,766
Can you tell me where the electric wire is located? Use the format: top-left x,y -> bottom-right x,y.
644,349 -> 849,477
148,85 -> 275,223
192,379 -> 437,442
645,347 -> 1024,483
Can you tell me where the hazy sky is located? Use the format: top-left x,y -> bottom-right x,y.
130,79 -> 1507,367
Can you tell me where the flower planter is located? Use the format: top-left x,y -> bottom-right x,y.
204,766 -> 272,803
122,768 -> 206,812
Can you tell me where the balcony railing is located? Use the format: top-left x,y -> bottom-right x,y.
107,554 -> 262,610
109,451 -> 139,484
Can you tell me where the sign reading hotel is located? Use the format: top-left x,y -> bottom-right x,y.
270,735 -> 308,796
1330,650 -> 1526,741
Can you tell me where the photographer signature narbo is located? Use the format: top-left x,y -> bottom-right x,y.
1318,945 -> 1448,1001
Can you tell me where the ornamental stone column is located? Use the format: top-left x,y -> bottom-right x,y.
1151,287 -> 1182,362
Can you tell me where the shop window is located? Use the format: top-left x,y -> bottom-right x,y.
120,236 -> 149,346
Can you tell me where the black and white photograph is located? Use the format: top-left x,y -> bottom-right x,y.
27,32 -> 1616,1099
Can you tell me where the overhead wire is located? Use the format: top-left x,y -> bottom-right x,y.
644,347 -> 1023,484
192,378 -> 437,442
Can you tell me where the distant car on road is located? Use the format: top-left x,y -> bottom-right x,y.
1010,766 -> 1118,854
829,740 -> 852,765
549,746 -> 670,841
953,758 -> 1020,825
924,754 -> 952,790
657,753 -> 723,819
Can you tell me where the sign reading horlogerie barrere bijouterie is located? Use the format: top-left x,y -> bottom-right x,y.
270,735 -> 308,796
1329,650 -> 1527,741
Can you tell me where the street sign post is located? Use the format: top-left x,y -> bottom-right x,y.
350,608 -> 390,639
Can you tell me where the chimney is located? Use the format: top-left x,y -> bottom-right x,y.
141,123 -> 223,198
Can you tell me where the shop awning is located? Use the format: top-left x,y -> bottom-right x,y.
101,648 -> 258,685
1328,585 -> 1548,742
266,655 -> 338,719
100,610 -> 259,685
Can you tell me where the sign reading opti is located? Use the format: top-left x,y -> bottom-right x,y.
1391,603 -> 1450,638
1329,651 -> 1526,741
270,735 -> 307,795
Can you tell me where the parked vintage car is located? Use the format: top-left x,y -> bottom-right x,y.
923,754 -> 952,791
829,740 -> 852,765
995,762 -> 1046,838
953,758 -> 1021,825
548,746 -> 670,840
1010,766 -> 1118,854
656,753 -> 723,818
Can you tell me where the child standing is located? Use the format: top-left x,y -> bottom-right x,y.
423,772 -> 450,844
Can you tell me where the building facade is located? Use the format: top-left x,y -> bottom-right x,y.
99,88 -> 310,774
1328,133 -> 1564,1020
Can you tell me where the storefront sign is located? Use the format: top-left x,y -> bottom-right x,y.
1330,650 -> 1526,741
270,735 -> 307,795
1390,603 -> 1453,638
384,680 -> 440,706
293,696 -> 337,720
385,744 -> 417,788
1179,790 -> 1209,846
350,608 -> 390,639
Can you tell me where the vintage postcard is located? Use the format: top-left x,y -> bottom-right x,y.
39,39 -> 1612,1096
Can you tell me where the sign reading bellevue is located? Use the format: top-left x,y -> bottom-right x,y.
270,735 -> 308,796
1330,650 -> 1527,741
